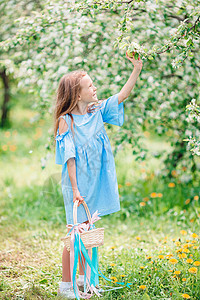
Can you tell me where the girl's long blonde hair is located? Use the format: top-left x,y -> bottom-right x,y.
54,69 -> 87,141
53,69 -> 105,146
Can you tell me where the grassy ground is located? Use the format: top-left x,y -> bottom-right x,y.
0,106 -> 199,299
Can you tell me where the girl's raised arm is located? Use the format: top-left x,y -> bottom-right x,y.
118,51 -> 143,104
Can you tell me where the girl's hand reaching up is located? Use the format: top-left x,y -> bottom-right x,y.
73,189 -> 85,207
126,51 -> 143,71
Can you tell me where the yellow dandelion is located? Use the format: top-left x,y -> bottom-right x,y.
171,170 -> 178,177
181,253 -> 187,258
172,238 -> 176,242
168,270 -> 173,272
174,270 -> 181,275
183,249 -> 190,253
143,197 -> 149,202
172,275 -> 176,278
110,246 -> 116,250
2,145 -> 8,151
169,258 -> 178,264
182,278 -> 187,282
193,261 -> 200,267
125,182 -> 131,186
140,266 -> 145,269
188,267 -> 197,274
139,285 -> 146,290
5,131 -> 10,137
158,255 -> 164,259
183,243 -> 192,248
193,246 -> 198,250
176,248 -> 183,253
120,274 -> 126,277
118,184 -> 122,188
194,195 -> 199,201
149,173 -> 155,179
140,202 -> 146,207
157,193 -> 163,197
182,294 -> 190,299
150,192 -> 157,198
110,263 -> 116,267
189,254 -> 193,257
190,233 -> 199,239
166,254 -> 173,259
110,276 -> 118,282
175,241 -> 181,246
180,230 -> 187,235
191,240 -> 197,244
136,236 -> 141,240
185,199 -> 190,205
186,259 -> 193,264
9,145 -> 17,152
168,182 -> 175,188
146,256 -> 152,260
178,254 -> 182,259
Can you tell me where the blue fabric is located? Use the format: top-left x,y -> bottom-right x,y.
55,123 -> 76,165
55,93 -> 124,224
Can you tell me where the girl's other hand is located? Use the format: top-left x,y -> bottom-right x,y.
87,101 -> 101,114
87,103 -> 96,113
126,51 -> 143,71
73,189 -> 85,207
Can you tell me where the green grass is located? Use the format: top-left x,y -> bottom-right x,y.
0,106 -> 199,299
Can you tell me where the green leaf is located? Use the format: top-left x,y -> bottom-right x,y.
134,53 -> 139,60
39,278 -> 48,283
186,39 -> 193,46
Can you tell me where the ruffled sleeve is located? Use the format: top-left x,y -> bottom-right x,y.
99,93 -> 124,126
55,126 -> 76,165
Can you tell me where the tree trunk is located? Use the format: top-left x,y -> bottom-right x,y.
0,68 -> 10,128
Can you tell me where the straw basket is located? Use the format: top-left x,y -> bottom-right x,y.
61,200 -> 104,251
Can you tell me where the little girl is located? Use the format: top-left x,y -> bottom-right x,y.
54,51 -> 142,298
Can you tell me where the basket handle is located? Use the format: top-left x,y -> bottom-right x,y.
73,200 -> 92,224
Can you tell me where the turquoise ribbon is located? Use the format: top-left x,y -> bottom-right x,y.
67,223 -> 135,299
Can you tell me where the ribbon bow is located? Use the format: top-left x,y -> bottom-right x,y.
66,210 -> 101,233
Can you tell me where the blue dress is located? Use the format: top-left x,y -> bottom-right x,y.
55,93 -> 124,224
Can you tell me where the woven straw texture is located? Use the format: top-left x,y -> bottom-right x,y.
61,200 -> 104,251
